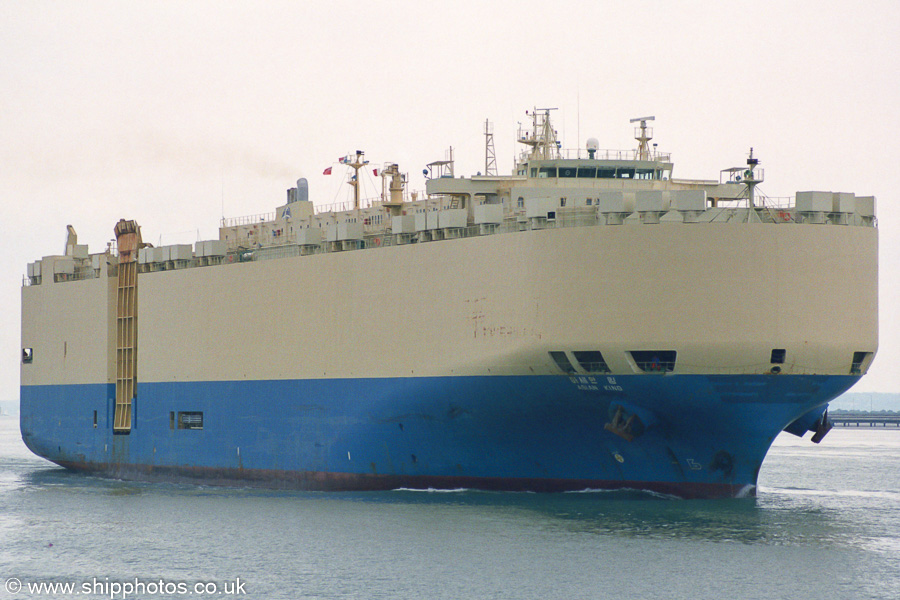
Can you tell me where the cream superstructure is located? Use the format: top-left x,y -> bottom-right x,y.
23,111 -> 878,388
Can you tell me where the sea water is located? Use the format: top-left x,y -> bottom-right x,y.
1,415 -> 898,600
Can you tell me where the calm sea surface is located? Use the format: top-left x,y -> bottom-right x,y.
1,415 -> 898,600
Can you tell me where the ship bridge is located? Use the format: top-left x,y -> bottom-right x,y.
516,156 -> 673,181
425,111 -> 675,214
514,110 -> 674,181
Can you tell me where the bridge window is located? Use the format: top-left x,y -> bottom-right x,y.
538,167 -> 556,178
577,167 -> 597,178
617,168 -> 635,179
598,168 -> 616,178
549,351 -> 576,374
517,197 -> 524,208
559,167 -> 577,178
630,350 -> 676,373
573,351 -> 611,374
771,349 -> 786,364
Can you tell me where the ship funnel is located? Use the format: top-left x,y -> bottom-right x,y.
296,178 -> 308,203
64,225 -> 77,255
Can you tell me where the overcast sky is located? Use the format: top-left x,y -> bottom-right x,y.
1,0 -> 897,397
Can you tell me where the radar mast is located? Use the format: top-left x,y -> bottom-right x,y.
630,116 -> 655,160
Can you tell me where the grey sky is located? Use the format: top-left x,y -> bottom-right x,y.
2,0 -> 897,395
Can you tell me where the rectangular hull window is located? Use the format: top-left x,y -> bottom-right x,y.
771,349 -> 786,364
629,350 -> 676,373
573,351 -> 611,373
851,351 -> 873,375
177,412 -> 204,430
549,351 -> 577,374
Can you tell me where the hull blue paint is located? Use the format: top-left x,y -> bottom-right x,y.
19,374 -> 858,498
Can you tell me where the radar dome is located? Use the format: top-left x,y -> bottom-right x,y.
586,138 -> 599,151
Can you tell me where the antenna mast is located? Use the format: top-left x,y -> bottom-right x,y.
719,148 -> 765,210
484,119 -> 497,176
343,150 -> 369,211
743,148 -> 763,208
518,108 -> 559,161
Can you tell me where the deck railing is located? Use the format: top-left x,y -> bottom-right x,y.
520,148 -> 672,162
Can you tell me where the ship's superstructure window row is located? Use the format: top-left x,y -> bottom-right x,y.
532,166 -> 662,180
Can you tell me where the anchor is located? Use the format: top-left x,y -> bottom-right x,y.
604,405 -> 643,442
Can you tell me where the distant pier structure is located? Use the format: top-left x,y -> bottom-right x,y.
830,412 -> 900,428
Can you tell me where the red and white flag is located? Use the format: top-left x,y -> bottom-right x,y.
323,167 -> 332,175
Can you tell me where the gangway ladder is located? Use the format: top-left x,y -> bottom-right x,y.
113,219 -> 142,433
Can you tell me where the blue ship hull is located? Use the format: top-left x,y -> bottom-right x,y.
19,373 -> 855,499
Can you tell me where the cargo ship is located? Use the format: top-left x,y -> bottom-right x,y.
20,109 -> 878,498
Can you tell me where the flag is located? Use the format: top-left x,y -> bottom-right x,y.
373,168 -> 379,176
323,167 -> 332,175
338,157 -> 347,164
